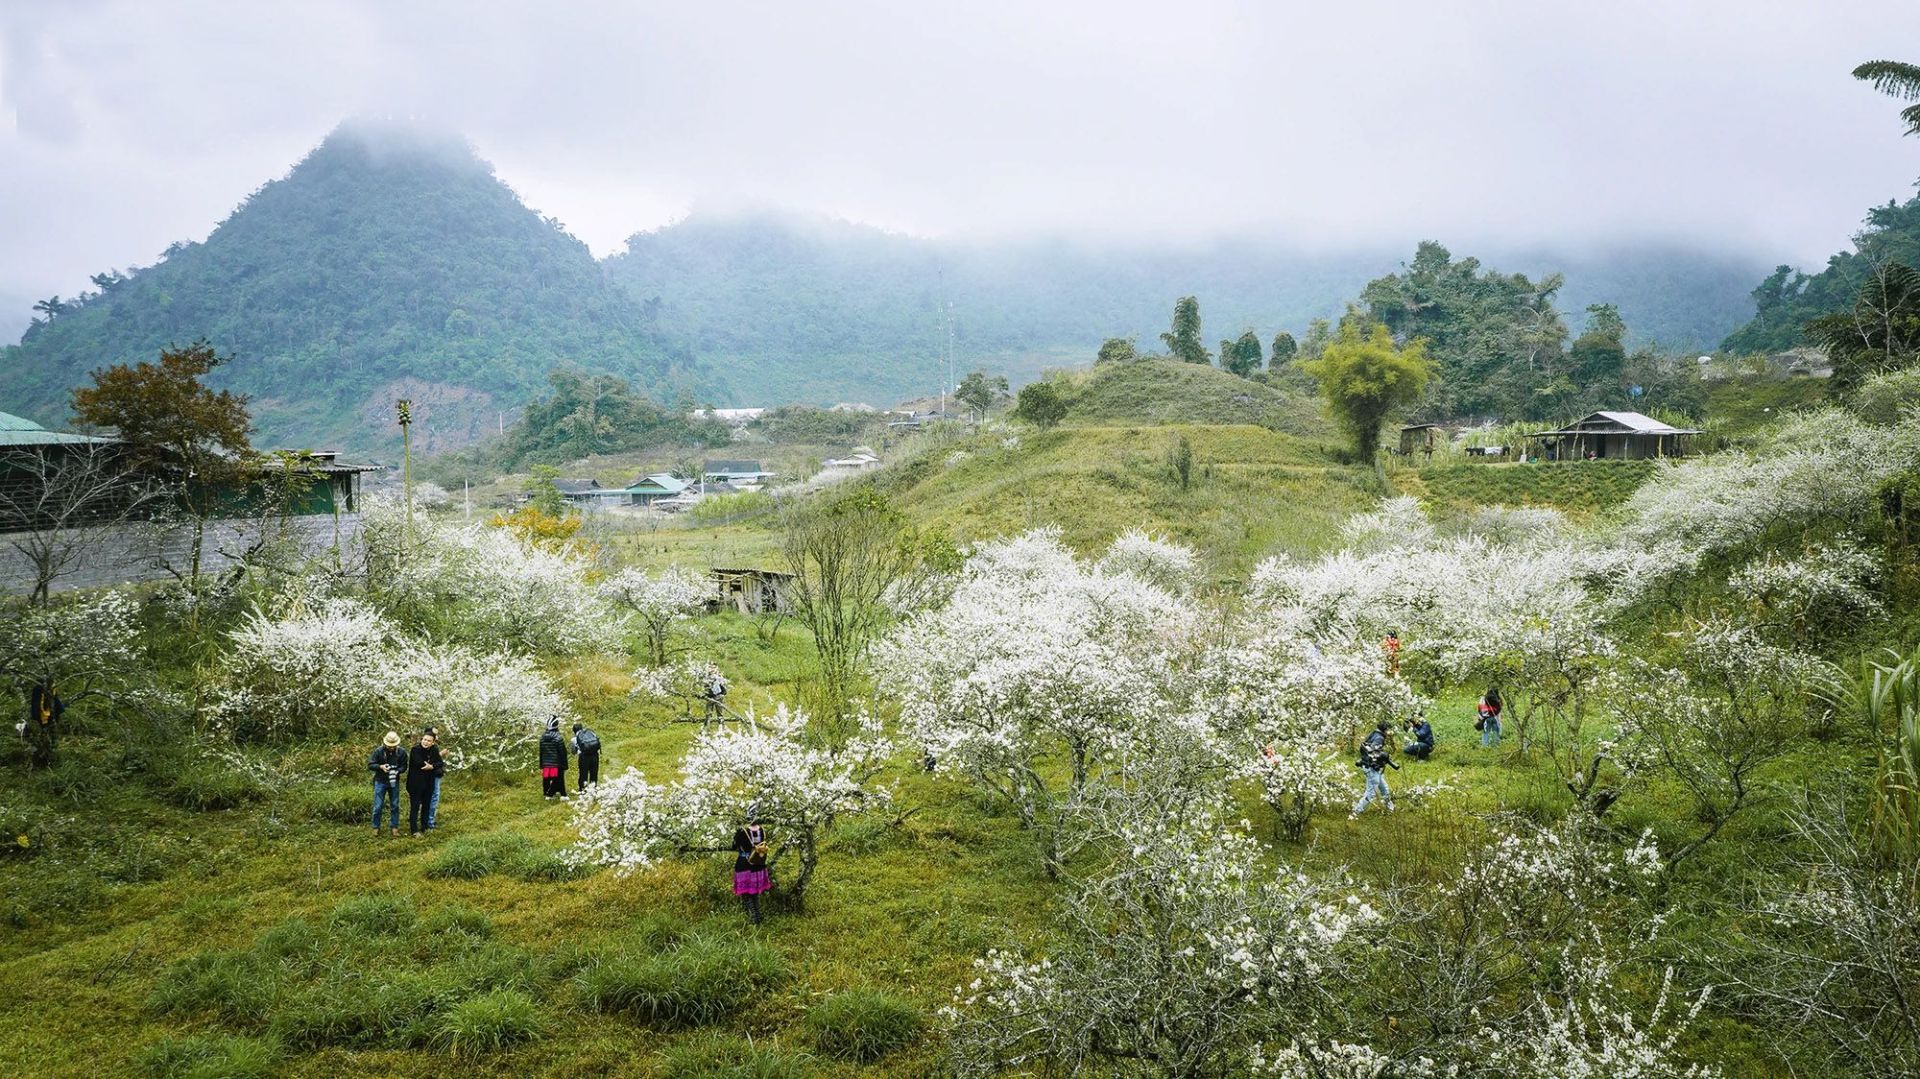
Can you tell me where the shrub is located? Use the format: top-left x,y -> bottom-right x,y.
576,934 -> 787,1027
806,988 -> 923,1061
425,834 -> 526,880
136,1034 -> 281,1079
436,989 -> 546,1056
657,1032 -> 814,1079
508,844 -> 587,882
327,893 -> 416,936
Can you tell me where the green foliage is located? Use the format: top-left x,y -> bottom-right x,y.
1160,295 -> 1210,364
1301,320 -> 1435,459
1724,193 -> 1920,354
435,989 -> 545,1056
1168,433 -> 1194,490
1416,460 -> 1658,516
1270,331 -> 1297,365
1096,337 -> 1137,364
135,1034 -> 280,1079
158,760 -> 265,812
749,404 -> 888,443
1853,366 -> 1920,424
1359,241 -> 1565,418
1853,60 -> 1920,135
1056,358 -> 1323,434
523,466 -> 567,517
955,370 -> 1008,421
0,124 -> 707,452
326,892 -> 417,936
806,988 -> 924,1061
657,1032 -> 815,1078
1222,329 -> 1264,377
426,832 -> 584,883
575,934 -> 789,1027
1807,261 -> 1920,393
1012,381 -> 1069,429
486,369 -> 729,470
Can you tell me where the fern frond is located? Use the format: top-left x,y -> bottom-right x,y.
1853,60 -> 1920,100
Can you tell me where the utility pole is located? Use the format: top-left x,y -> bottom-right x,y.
397,399 -> 414,538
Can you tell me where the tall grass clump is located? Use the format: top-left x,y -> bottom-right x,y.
656,1032 -> 814,1079
435,989 -> 546,1056
805,988 -> 923,1061
135,1034 -> 281,1079
326,892 -> 416,935
576,934 -> 788,1027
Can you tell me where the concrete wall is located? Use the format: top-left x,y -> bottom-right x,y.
0,514 -> 363,595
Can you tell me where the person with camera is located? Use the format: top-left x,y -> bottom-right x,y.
368,731 -> 406,837
570,722 -> 601,788
732,807 -> 772,925
1403,713 -> 1435,761
1350,719 -> 1400,819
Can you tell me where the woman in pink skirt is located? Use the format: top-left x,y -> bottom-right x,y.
731,812 -> 771,924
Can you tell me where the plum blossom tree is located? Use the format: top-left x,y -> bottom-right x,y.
875,529 -> 1198,875
0,590 -> 143,768
600,565 -> 715,665
568,705 -> 891,901
944,795 -> 1381,1076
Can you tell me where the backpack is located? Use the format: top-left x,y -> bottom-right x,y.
575,729 -> 600,753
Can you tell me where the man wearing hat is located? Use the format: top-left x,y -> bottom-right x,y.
368,731 -> 407,836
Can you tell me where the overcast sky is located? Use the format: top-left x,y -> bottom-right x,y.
3,0 -> 1918,309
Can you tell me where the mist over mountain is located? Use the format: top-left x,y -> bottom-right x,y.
605,211 -> 1769,407
0,123 -> 712,455
0,124 -> 1775,452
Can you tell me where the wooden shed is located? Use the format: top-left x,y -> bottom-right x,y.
1528,411 -> 1699,461
711,567 -> 795,615
1398,423 -> 1445,457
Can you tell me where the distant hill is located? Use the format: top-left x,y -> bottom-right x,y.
605,211 -> 1770,407
0,123 -> 716,455
1059,359 -> 1327,437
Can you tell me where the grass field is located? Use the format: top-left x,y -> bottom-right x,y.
1405,459 -> 1659,517
2,596 -> 1818,1077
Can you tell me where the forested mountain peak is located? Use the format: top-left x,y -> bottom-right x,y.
0,123 -> 712,455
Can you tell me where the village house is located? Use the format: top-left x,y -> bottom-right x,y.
620,472 -> 691,506
1528,410 -> 1700,460
821,446 -> 882,475
703,459 -> 777,488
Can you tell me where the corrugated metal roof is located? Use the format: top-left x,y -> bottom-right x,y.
1532,410 -> 1700,437
0,410 -> 117,447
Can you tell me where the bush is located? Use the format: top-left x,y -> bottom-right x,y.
136,1034 -> 281,1079
327,893 -> 416,936
436,989 -> 545,1056
806,988 -> 923,1061
657,1032 -> 814,1079
426,834 -> 525,880
576,934 -> 788,1027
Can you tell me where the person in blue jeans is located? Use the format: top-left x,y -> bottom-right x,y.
369,731 -> 406,836
1350,719 -> 1399,819
1478,686 -> 1504,748
422,728 -> 444,829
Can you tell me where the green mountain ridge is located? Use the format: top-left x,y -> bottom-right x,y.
0,124 -> 715,456
606,211 -> 1771,408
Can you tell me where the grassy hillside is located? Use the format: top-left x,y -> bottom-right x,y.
869,423 -> 1373,578
1058,359 -> 1328,436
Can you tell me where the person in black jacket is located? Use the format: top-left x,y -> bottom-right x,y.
732,810 -> 771,924
538,716 -> 569,799
1349,720 -> 1399,819
406,732 -> 442,836
369,731 -> 406,836
1403,716 -> 1435,761
571,722 -> 601,787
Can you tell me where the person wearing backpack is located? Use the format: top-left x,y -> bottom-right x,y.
703,664 -> 729,721
732,808 -> 772,925
538,716 -> 569,799
1350,719 -> 1399,819
571,722 -> 601,787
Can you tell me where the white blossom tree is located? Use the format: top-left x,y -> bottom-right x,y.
569,705 -> 892,901
600,565 -> 715,665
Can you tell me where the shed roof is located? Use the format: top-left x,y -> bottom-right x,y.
704,459 -> 769,474
0,410 -> 117,447
552,478 -> 602,494
1532,410 -> 1700,437
623,472 -> 691,494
